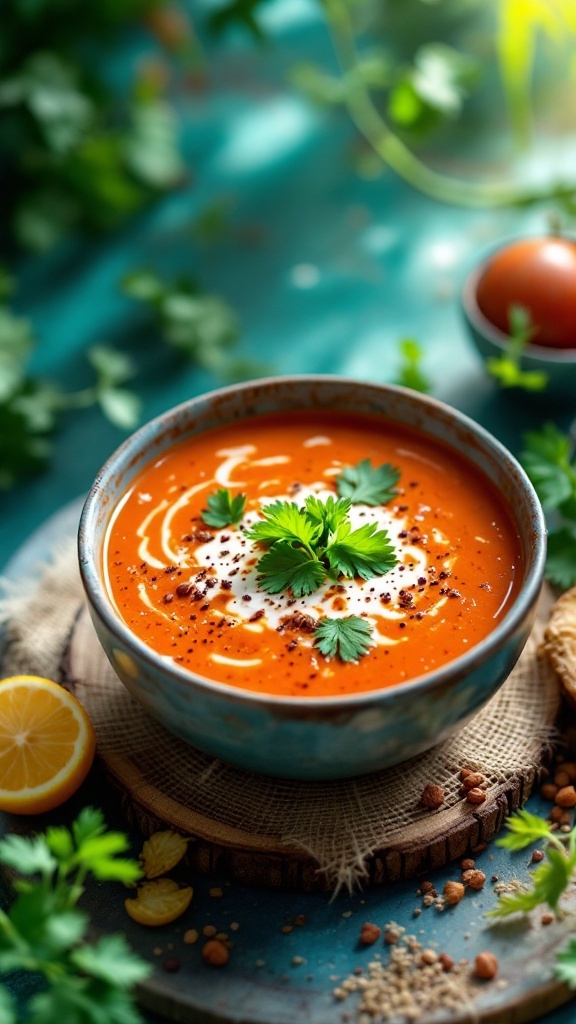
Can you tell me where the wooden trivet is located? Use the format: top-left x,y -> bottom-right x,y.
66,596 -> 561,892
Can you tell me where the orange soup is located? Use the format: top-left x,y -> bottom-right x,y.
104,411 -> 523,697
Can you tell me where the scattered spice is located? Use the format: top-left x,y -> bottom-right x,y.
462,772 -> 485,790
202,939 -> 230,967
443,881 -> 465,906
466,788 -> 487,805
554,786 -> 576,808
462,869 -> 486,891
334,926 -> 478,1019
420,783 -> 444,810
360,923 -> 382,945
474,952 -> 498,980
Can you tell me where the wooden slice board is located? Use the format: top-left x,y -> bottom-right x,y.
66,598 -> 560,892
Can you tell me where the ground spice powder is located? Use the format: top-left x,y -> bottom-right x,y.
334,924 -> 480,1021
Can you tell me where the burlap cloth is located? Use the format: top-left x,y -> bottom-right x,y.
0,541 -> 561,892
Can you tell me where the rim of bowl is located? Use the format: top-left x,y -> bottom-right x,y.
78,374 -> 547,711
462,261 -> 576,364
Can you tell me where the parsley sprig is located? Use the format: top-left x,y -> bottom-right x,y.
246,495 -> 397,597
0,807 -> 149,1024
314,615 -> 373,662
486,304 -> 548,392
488,807 -> 576,989
489,808 -> 575,918
336,458 -> 400,506
521,421 -> 576,589
202,487 -> 246,528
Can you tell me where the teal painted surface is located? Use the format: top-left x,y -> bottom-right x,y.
2,0 -> 576,1018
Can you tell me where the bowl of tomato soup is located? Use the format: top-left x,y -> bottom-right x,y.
78,376 -> 545,779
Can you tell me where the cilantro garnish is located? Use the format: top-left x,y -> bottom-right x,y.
486,304 -> 548,392
488,808 -> 576,920
201,487 -> 246,528
336,458 -> 401,506
314,615 -> 373,663
396,338 -> 431,394
0,807 -> 149,1024
246,497 -> 397,597
520,422 -> 576,588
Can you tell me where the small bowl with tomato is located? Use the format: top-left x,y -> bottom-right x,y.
461,233 -> 576,399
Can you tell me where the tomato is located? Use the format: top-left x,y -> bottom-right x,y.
475,236 -> 576,349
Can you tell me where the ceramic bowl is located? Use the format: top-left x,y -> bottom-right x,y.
461,256 -> 576,400
78,376 -> 546,780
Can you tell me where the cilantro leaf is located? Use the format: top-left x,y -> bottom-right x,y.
496,808 -> 554,851
556,938 -> 576,990
71,934 -> 151,988
0,834 -> 56,876
396,337 -> 431,393
256,542 -> 326,597
326,522 -> 398,580
304,494 -> 350,541
336,458 -> 400,506
487,887 -> 539,918
521,423 -> 576,510
247,500 -> 320,549
546,527 -> 576,590
71,806 -> 106,847
314,616 -> 373,663
0,987 -> 16,1024
201,488 -> 246,528
486,305 -> 547,393
77,832 -> 142,884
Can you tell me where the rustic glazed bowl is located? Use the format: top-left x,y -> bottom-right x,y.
78,376 -> 546,780
461,255 -> 576,400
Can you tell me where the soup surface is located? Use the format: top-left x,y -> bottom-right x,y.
104,411 -> 523,697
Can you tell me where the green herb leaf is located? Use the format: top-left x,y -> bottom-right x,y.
247,500 -> 320,549
326,521 -> 397,580
496,808 -> 554,850
395,338 -> 431,393
556,938 -> 576,989
202,488 -> 246,528
487,886 -> 538,918
487,305 -> 548,393
0,986 -> 16,1024
546,527 -> 576,590
336,458 -> 400,506
97,388 -> 141,430
304,494 -> 351,538
521,423 -> 575,510
256,542 -> 326,597
71,934 -> 151,988
0,834 -> 56,876
314,616 -> 373,663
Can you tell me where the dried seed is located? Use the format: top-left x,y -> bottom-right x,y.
420,783 -> 445,810
443,881 -> 465,906
466,788 -> 487,805
555,786 -> 576,808
474,952 -> 498,980
462,869 -> 486,890
359,923 -> 382,946
462,772 -> 484,790
202,940 -> 229,967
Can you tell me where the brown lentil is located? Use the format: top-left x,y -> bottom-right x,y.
420,783 -> 445,809
466,788 -> 487,805
462,772 -> 485,790
474,952 -> 498,980
555,786 -> 576,808
202,939 -> 230,966
359,923 -> 382,945
461,858 -> 475,871
540,782 -> 559,801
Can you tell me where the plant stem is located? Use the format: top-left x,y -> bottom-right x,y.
324,0 -> 576,209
